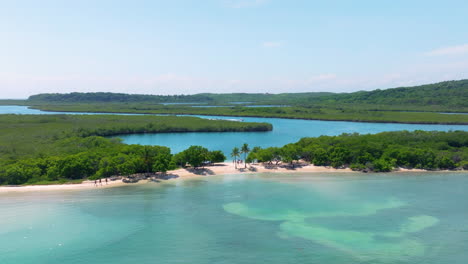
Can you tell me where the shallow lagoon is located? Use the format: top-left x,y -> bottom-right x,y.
1,172 -> 467,264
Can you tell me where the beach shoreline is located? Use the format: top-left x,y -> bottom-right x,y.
0,162 -> 450,193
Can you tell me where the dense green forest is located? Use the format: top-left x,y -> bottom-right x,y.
0,114 -> 271,160
25,79 -> 468,112
247,130 -> 468,172
0,136 -> 225,185
0,114 -> 270,185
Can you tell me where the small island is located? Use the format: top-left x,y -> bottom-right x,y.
1,114 -> 466,187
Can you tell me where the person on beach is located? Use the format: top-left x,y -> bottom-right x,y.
99,178 -> 102,186
105,178 -> 108,185
94,180 -> 97,187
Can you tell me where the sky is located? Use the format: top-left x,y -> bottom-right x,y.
1,0 -> 468,98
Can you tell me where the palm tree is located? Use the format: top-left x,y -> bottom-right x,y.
231,147 -> 240,169
241,143 -> 250,168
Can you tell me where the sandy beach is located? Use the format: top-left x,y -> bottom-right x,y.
0,162 -> 430,193
171,162 -> 353,178
0,178 -> 131,193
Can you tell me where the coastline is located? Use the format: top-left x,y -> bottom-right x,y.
0,162 -> 439,193
0,178 -> 129,193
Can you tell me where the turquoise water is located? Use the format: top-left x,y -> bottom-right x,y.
117,115 -> 468,155
1,172 -> 467,264
1,105 -> 467,156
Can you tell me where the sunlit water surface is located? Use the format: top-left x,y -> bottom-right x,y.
1,172 -> 467,264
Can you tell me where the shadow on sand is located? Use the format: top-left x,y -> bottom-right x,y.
122,173 -> 179,183
261,162 -> 309,171
184,168 -> 215,176
149,174 -> 180,182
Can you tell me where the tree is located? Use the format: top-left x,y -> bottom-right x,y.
184,145 -> 209,168
256,148 -> 274,164
281,144 -> 298,167
372,158 -> 395,172
142,146 -> 156,173
153,151 -> 172,174
436,156 -> 456,169
241,143 -> 250,168
209,150 -> 226,163
231,147 -> 240,169
330,147 -> 351,168
59,153 -> 98,179
4,160 -> 42,185
246,146 -> 262,163
312,148 -> 329,166
172,152 -> 187,168
96,157 -> 118,178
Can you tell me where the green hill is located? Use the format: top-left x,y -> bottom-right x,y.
310,79 -> 468,111
26,79 -> 468,111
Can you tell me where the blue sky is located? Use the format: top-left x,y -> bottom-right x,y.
1,0 -> 468,98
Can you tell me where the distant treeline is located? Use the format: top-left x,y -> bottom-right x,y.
26,79 -> 468,111
27,91 -> 333,105
28,92 -> 215,103
247,130 -> 468,172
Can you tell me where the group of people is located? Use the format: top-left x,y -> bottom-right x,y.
94,178 -> 108,187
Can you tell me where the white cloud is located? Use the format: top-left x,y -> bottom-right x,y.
425,44 -> 468,56
224,0 -> 269,8
262,41 -> 283,48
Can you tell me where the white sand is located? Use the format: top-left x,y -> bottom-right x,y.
0,162 -> 440,193
171,162 -> 352,179
0,179 -> 127,193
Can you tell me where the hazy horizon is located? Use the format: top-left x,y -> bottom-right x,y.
0,77 -> 465,101
1,0 -> 468,99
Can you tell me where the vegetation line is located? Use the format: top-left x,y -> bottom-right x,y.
28,106 -> 468,125
247,130 -> 468,172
